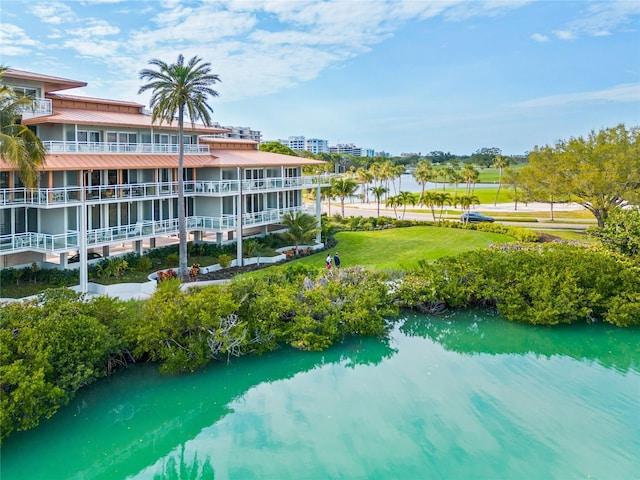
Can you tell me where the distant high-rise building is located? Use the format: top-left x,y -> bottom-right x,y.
305,138 -> 329,154
209,124 -> 262,143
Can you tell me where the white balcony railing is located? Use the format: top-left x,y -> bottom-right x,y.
43,141 -> 210,155
17,98 -> 52,118
0,206 -> 308,253
0,176 -> 332,207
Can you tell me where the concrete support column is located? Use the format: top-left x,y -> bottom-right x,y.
193,231 -> 202,242
227,231 -> 234,241
315,184 -> 322,244
102,245 -> 110,257
236,167 -> 243,267
134,240 -> 143,256
216,232 -> 223,244
150,238 -> 156,248
60,252 -> 68,268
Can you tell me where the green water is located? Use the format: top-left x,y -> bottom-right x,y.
2,311 -> 639,480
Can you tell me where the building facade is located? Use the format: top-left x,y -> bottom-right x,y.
0,69 -> 328,277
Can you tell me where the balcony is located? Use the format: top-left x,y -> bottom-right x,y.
43,141 -> 211,154
0,176 -> 331,207
0,207 -> 309,254
18,98 -> 52,118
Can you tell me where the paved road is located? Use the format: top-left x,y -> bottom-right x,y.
327,204 -> 594,231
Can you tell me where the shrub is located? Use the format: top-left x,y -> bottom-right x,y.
218,254 -> 233,269
166,253 -> 179,266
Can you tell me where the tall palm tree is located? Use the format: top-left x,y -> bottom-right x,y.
385,194 -> 400,219
355,167 -> 373,203
280,211 -> 320,250
370,185 -> 387,218
492,154 -> 510,206
462,164 -> 479,195
398,191 -> 417,220
0,67 -> 46,188
331,177 -> 358,217
420,191 -> 438,222
434,192 -> 452,223
320,185 -> 334,215
458,194 -> 480,224
413,160 -> 434,202
139,55 -> 220,280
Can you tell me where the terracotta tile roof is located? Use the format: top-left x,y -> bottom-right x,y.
22,107 -> 229,134
211,149 -> 326,167
1,151 -> 325,171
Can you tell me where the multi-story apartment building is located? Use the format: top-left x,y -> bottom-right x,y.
273,136 -> 329,155
304,138 -> 329,155
0,68 -> 329,282
210,125 -> 262,143
330,143 -> 364,156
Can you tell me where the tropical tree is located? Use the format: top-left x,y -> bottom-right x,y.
385,194 -> 400,219
525,125 -> 639,227
437,167 -> 448,191
492,154 -> 510,206
259,141 -> 298,156
413,160 -> 434,202
243,238 -> 261,265
419,191 -> 438,222
458,195 -> 480,223
331,176 -> 358,217
370,185 -> 387,217
139,54 -> 220,280
392,165 -> 405,195
320,185 -> 334,215
280,211 -> 320,250
504,167 -> 524,211
355,167 -> 373,203
521,145 -> 567,221
0,67 -> 46,188
462,164 -> 479,195
398,191 -> 417,220
434,192 -> 452,222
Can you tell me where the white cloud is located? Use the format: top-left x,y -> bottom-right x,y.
553,30 -> 576,40
550,0 -> 640,40
0,24 -> 41,56
67,20 -> 120,38
530,33 -> 549,42
29,2 -> 76,25
512,84 -> 640,108
63,38 -> 123,58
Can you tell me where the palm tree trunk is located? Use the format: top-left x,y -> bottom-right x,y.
494,168 -> 503,206
178,105 -> 188,281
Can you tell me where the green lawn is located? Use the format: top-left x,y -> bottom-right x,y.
291,226 -> 514,272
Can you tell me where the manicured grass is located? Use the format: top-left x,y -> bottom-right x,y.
292,226 -> 514,272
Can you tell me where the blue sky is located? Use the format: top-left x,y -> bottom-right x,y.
1,0 -> 639,156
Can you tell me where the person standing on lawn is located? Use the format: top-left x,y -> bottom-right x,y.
333,252 -> 340,269
326,254 -> 332,269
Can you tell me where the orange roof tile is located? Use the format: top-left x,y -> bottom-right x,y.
22,107 -> 229,134
1,151 -> 325,172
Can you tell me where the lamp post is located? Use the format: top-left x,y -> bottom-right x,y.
78,170 -> 88,293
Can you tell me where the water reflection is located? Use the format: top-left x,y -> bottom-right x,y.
400,310 -> 640,374
2,313 -> 638,480
1,336 -> 396,480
